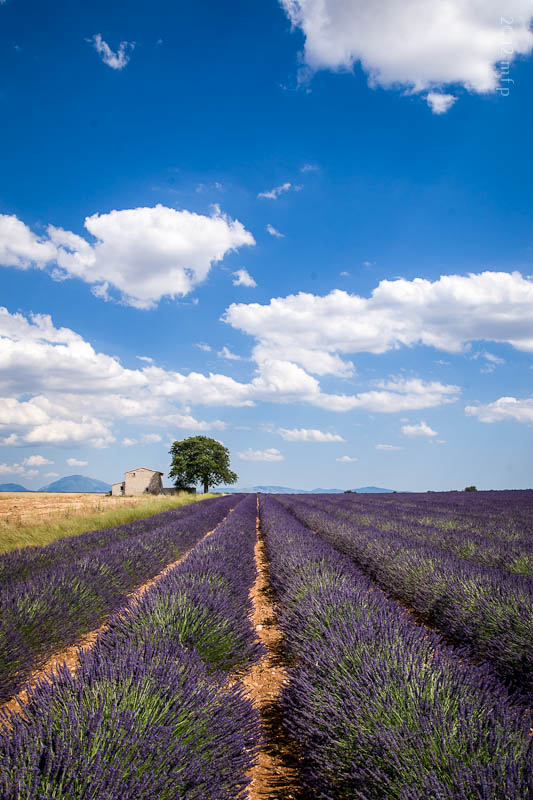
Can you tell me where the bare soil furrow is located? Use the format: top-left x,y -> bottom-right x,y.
236,500 -> 304,800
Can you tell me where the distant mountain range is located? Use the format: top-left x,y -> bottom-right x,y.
38,475 -> 112,493
219,485 -> 394,494
2,475 -> 112,492
1,477 -> 393,494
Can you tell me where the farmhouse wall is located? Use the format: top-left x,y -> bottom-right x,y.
124,468 -> 163,496
111,481 -> 125,497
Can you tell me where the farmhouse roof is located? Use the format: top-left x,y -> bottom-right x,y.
124,467 -> 164,475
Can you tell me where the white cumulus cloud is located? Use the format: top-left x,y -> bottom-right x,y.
266,224 -> 285,238
466,396 -> 533,424
225,272 -> 533,377
238,447 -> 284,461
67,458 -> 88,467
89,34 -> 134,70
426,92 -> 457,114
401,420 -> 438,437
0,308 -> 227,447
121,438 -> 138,447
351,378 -> 460,413
376,444 -> 404,451
24,454 -> 54,466
142,433 -> 162,443
0,206 -> 254,308
218,346 -> 242,360
0,461 -> 38,477
278,427 -> 345,442
281,0 -> 533,107
232,269 -> 257,288
258,182 -> 293,199
336,455 -> 358,462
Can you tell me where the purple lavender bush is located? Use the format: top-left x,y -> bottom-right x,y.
0,641 -> 258,800
99,492 -> 263,671
0,493 -> 262,798
300,490 -> 533,575
260,495 -> 533,800
279,493 -> 533,701
0,493 -> 242,702
0,494 -> 242,588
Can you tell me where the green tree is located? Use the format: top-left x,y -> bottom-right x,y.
464,485 -> 478,492
169,436 -> 238,494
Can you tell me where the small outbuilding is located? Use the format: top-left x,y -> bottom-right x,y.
111,467 -> 164,497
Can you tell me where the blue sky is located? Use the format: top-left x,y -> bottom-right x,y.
1,0 -> 533,491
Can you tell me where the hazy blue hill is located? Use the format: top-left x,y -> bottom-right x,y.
0,483 -> 32,492
354,486 -> 394,493
38,475 -> 112,493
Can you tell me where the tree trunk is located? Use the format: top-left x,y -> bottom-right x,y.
203,479 -> 209,494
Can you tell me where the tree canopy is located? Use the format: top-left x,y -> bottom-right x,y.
168,436 -> 238,494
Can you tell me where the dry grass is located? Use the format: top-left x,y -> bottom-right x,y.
0,491 -> 218,554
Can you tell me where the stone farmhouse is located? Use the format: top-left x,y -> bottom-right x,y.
112,467 -> 164,497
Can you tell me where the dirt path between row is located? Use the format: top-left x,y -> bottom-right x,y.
0,511 -> 233,727
236,500 -> 304,800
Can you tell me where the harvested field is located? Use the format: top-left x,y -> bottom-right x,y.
0,491 -> 216,554
0,492 -> 147,523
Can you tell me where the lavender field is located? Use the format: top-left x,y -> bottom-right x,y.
1,490 -> 532,799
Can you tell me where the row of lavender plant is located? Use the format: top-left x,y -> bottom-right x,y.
279,494 -> 533,702
260,495 -> 533,800
0,493 -> 262,799
0,495 -> 233,588
0,493 -> 242,703
303,491 -> 533,576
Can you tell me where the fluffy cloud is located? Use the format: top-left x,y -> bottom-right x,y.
162,413 -> 226,431
426,92 -> 457,114
281,0 -> 533,105
0,206 -> 254,308
351,378 -> 459,413
218,346 -> 242,360
121,438 -> 138,447
0,308 -> 227,447
0,215 -> 57,268
258,182 -> 293,199
142,433 -> 162,444
89,34 -> 135,70
67,458 -> 88,467
24,454 -> 54,466
225,272 -> 533,376
0,454 -> 52,476
145,358 -> 359,412
0,302 -> 464,455
401,420 -> 438,437
376,444 -> 403,451
0,461 -> 38,477
476,350 -> 505,373
238,447 -> 284,461
466,396 -> 533,424
232,269 -> 257,288
336,455 -> 358,462
278,427 -> 345,442
266,224 -> 284,238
